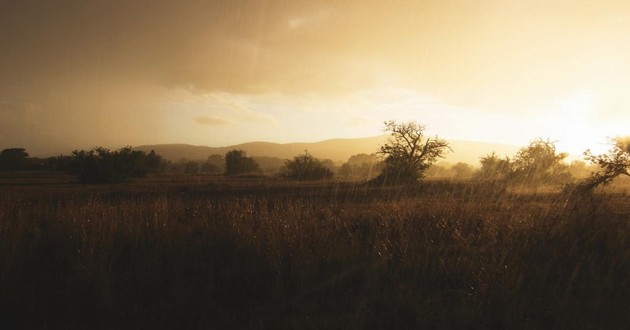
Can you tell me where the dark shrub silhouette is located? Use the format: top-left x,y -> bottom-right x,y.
224,149 -> 261,176
0,148 -> 29,171
280,151 -> 333,180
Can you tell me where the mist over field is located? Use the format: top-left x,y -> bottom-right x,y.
133,136 -> 521,164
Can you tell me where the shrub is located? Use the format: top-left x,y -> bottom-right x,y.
281,151 -> 333,180
224,149 -> 261,176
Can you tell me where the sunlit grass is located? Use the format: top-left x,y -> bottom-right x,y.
0,176 -> 628,328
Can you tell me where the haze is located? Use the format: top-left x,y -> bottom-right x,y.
2,0 -> 628,157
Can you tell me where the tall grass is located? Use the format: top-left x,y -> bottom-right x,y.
0,182 -> 628,329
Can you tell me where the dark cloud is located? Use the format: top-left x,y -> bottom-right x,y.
4,1 -> 628,97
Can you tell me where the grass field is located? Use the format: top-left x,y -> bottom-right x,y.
0,173 -> 628,329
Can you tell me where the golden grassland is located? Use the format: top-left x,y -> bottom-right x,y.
0,173 -> 628,329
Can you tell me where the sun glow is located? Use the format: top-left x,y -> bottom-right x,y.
536,92 -> 604,156
2,0 -> 629,156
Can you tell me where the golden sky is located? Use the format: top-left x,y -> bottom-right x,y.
1,0 -> 628,156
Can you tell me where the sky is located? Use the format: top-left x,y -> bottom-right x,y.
1,0 -> 629,157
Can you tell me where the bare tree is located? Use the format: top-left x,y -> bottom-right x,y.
374,120 -> 451,184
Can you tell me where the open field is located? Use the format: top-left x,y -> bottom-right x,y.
1,173 -> 629,329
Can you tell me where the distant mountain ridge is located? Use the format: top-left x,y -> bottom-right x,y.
135,136 -> 520,166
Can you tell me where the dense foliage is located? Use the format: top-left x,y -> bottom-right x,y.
0,148 -> 29,171
68,146 -> 164,183
224,149 -> 261,176
281,151 -> 333,180
476,140 -> 571,185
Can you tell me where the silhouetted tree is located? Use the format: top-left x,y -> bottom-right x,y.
0,148 -> 29,171
374,121 -> 451,184
510,139 -> 570,184
576,137 -> 630,192
224,149 -> 260,176
280,150 -> 333,180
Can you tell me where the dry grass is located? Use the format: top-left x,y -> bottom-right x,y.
0,174 -> 628,329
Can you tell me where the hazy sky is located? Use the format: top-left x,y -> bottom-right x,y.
1,0 -> 629,156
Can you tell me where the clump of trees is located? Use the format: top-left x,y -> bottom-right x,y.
373,120 -> 451,185
280,151 -> 333,180
0,148 -> 30,171
224,149 -> 261,176
68,147 -> 164,183
575,137 -> 630,192
164,155 -> 225,175
476,139 -> 571,185
9,127 -> 626,191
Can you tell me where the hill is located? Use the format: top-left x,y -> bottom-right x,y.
135,136 -> 519,165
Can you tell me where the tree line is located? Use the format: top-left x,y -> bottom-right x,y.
1,121 -> 628,190
371,120 -> 629,192
0,146 -> 335,183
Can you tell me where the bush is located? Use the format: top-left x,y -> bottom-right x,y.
224,149 -> 261,176
0,148 -> 29,171
281,152 -> 333,180
509,139 -> 570,184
